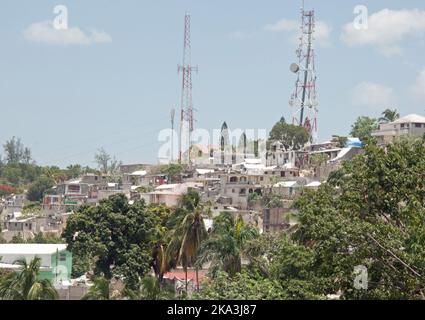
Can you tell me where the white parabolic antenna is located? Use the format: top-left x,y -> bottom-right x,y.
290,63 -> 300,73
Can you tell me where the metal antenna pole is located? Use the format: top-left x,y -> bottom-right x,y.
178,13 -> 198,165
171,108 -> 175,163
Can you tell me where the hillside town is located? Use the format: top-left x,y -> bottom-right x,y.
1,0 -> 425,303
1,112 -> 425,299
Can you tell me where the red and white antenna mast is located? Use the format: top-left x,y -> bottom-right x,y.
289,1 -> 319,143
178,13 -> 198,165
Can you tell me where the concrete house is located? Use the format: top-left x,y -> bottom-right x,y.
141,182 -> 203,207
372,114 -> 425,145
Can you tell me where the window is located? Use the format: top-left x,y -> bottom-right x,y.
68,185 -> 80,193
59,253 -> 67,262
415,123 -> 422,128
281,171 -> 286,177
260,177 -> 264,181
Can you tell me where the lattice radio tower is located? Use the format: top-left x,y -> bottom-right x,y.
289,1 -> 319,142
178,13 -> 198,165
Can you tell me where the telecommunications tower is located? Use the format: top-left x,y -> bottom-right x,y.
289,1 -> 319,142
178,13 -> 198,165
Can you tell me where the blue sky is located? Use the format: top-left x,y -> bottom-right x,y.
0,0 -> 424,167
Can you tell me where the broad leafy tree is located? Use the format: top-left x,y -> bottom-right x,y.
26,175 -> 54,202
350,116 -> 378,140
268,120 -> 310,151
3,137 -> 32,165
293,137 -> 425,299
63,194 -> 162,289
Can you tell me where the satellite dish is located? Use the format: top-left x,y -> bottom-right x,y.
290,63 -> 300,73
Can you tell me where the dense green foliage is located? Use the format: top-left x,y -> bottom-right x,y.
0,257 -> 58,300
350,116 -> 379,140
166,191 -> 208,290
379,108 -> 400,124
268,120 -> 310,150
199,139 -> 425,300
82,277 -> 112,300
197,213 -> 259,277
194,271 -> 287,300
295,137 -> 425,299
62,194 -> 163,289
26,176 -> 55,202
123,275 -> 175,300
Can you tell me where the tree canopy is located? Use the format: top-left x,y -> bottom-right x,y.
268,120 -> 310,151
62,194 -> 163,289
350,116 -> 379,140
2,137 -> 32,165
195,138 -> 425,300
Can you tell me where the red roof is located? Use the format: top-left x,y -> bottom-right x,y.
163,270 -> 207,282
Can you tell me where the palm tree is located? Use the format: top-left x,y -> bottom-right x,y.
152,243 -> 168,282
196,213 -> 259,278
82,277 -> 111,300
379,109 -> 400,124
0,257 -> 58,300
166,191 -> 208,292
123,275 -> 175,300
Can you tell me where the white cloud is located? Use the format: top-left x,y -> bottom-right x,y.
341,9 -> 425,56
90,29 -> 113,44
352,82 -> 396,109
314,21 -> 333,46
264,19 -> 298,32
264,18 -> 332,46
411,68 -> 425,100
23,21 -> 112,45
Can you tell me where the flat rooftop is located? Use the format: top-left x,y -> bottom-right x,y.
0,244 -> 68,255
